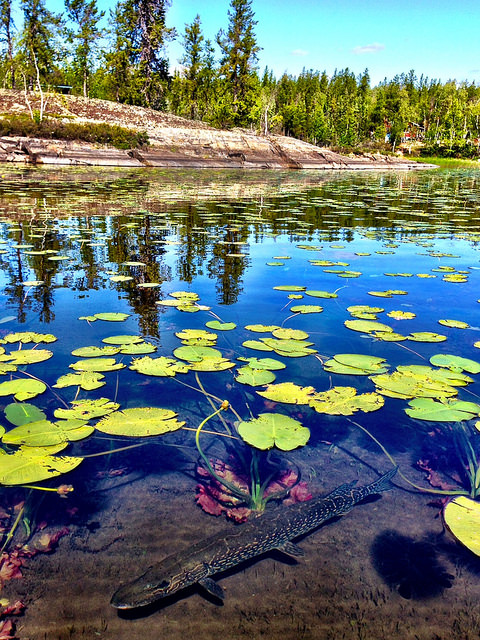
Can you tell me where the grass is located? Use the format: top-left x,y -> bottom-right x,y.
0,113 -> 149,149
412,156 -> 480,169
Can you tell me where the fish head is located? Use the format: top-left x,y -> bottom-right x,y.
111,556 -> 208,609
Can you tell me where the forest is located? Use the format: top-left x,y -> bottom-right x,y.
1,0 -> 480,156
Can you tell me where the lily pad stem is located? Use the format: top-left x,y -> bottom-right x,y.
347,418 -> 468,496
195,402 -> 251,504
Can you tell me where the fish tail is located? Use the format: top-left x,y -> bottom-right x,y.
369,467 -> 397,494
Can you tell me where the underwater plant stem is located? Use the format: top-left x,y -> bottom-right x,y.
195,402 -> 251,504
1,504 -> 25,553
347,418 -> 468,496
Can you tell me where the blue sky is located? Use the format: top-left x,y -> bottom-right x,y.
49,0 -> 480,86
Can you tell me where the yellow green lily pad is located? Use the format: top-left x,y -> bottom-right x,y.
444,496 -> 480,556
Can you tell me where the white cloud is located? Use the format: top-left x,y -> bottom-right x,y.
291,49 -> 309,57
352,43 -> 385,55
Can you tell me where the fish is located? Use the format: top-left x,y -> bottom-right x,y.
111,467 -> 396,610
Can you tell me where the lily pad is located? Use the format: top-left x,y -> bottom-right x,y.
7,349 -> 53,365
54,398 -> 120,421
405,397 -> 480,421
205,321 -> 237,331
309,387 -> 385,415
53,372 -> 106,390
438,319 -> 470,329
290,305 -> 324,314
130,356 -> 190,377
257,382 -> 316,404
407,332 -> 447,343
0,378 -> 47,400
237,413 -> 310,451
102,335 -> 144,345
2,419 -> 93,447
429,354 -> 480,374
0,449 -> 83,485
237,357 -> 286,371
173,345 -> 222,363
345,319 -> 393,334
94,312 -> 130,322
444,496 -> 480,556
324,354 -> 389,375
71,345 -> 121,357
5,402 -> 47,426
235,366 -> 276,386
271,328 -> 309,340
70,358 -> 125,372
95,407 -> 185,437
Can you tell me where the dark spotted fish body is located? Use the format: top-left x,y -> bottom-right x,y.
111,468 -> 396,609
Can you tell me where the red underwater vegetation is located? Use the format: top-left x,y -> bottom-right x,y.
196,457 -> 312,523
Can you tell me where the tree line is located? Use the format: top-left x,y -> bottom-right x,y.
1,0 -> 480,154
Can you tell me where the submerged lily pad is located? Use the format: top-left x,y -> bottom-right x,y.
95,407 -> 185,437
237,413 -> 310,451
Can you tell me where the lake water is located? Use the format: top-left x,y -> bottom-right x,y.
1,166 -> 480,639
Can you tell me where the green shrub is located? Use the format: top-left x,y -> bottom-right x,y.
0,114 -> 149,149
420,142 -> 480,160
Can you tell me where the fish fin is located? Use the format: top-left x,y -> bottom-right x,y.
276,541 -> 305,558
198,577 -> 224,600
325,480 -> 357,499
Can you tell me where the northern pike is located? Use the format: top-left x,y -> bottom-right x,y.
111,467 -> 396,609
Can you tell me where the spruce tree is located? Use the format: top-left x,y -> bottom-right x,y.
0,0 -> 14,87
216,0 -> 261,126
65,0 -> 104,98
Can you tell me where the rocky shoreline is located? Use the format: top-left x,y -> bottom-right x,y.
0,89 -> 433,170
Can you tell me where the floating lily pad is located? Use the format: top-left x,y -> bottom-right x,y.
6,349 -> 53,365
290,304 -> 323,314
118,342 -> 157,355
237,357 -> 286,371
54,398 -> 120,421
271,328 -> 309,340
205,321 -> 237,331
429,354 -> 480,374
345,319 -> 393,334
257,382 -> 316,404
53,372 -> 106,390
235,366 -> 277,386
0,449 -> 83,485
95,407 -> 185,437
304,290 -> 338,299
188,358 -> 235,372
1,332 -> 57,344
324,354 -> 389,375
102,335 -> 144,345
245,324 -> 280,333
407,332 -> 447,343
387,311 -> 416,320
405,397 -> 480,421
2,419 -> 93,447
70,358 -> 125,372
242,340 -> 274,351
130,356 -> 190,377
237,413 -> 310,451
71,345 -> 121,357
444,496 -> 480,556
309,387 -> 385,415
173,345 -> 222,362
0,378 -> 47,400
94,312 -> 130,322
5,402 -> 47,426
438,319 -> 470,329
273,285 -> 306,292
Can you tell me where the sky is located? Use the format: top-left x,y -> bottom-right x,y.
49,0 -> 480,86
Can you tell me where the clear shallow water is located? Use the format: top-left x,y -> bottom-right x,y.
1,166 -> 480,639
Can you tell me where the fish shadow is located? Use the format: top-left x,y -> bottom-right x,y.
371,530 -> 454,600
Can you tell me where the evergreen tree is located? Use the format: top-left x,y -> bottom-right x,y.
65,0 -> 104,97
19,0 -> 63,90
216,0 -> 261,126
179,14 -> 205,119
105,0 -> 174,108
0,0 -> 14,87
